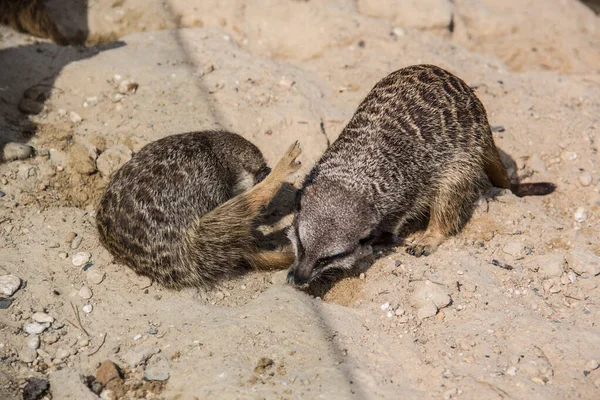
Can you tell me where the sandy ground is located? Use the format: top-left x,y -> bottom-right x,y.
1,0 -> 600,399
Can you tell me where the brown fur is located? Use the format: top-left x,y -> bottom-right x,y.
288,65 -> 555,285
96,131 -> 301,289
0,0 -> 70,45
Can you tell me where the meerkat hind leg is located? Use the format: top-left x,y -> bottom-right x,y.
406,168 -> 479,257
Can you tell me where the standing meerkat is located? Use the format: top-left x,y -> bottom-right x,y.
96,131 -> 302,289
287,64 -> 554,285
0,0 -> 70,45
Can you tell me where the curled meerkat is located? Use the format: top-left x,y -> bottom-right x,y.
287,64 -> 554,285
0,0 -> 70,45
96,131 -> 302,289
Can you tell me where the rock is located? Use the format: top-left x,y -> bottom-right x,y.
25,323 -> 46,335
579,171 -> 593,187
0,274 -> 22,296
69,111 -> 83,124
68,138 -> 98,175
78,338 -> 89,347
527,154 -> 547,173
55,348 -> 71,360
121,346 -> 160,368
86,269 -> 106,285
506,366 -> 517,376
32,312 -> 54,324
65,231 -> 77,243
44,332 -> 60,344
574,207 -> 587,223
381,302 -> 390,311
96,360 -> 122,385
586,360 -> 600,371
71,235 -> 83,249
100,389 -> 116,400
72,252 -> 91,267
529,254 -> 567,278
27,335 -> 40,350
117,79 -> 139,94
83,304 -> 93,314
96,145 -> 133,178
417,301 -> 438,320
23,378 -> 49,400
566,249 -> 600,277
503,241 -> 524,257
49,368 -> 99,400
0,298 -> 12,309
411,280 -> 452,310
79,286 -> 93,299
143,355 -> 170,381
59,252 -> 68,260
19,346 -> 38,363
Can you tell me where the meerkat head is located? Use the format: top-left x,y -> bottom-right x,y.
287,182 -> 377,286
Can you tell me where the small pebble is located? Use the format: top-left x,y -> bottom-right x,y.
579,171 -> 593,187
118,79 -> 138,94
44,332 -> 60,344
0,298 -> 12,309
386,310 -> 394,318
25,323 -> 46,335
574,207 -> 587,223
83,304 -> 93,314
86,269 -> 106,285
78,338 -> 89,347
506,366 -> 517,376
381,302 -> 390,311
79,285 -> 93,299
417,302 -> 438,320
69,111 -> 82,124
32,312 -> 54,324
133,334 -> 142,341
0,190 -> 5,197
19,347 -> 38,363
144,355 -> 170,381
64,231 -> 77,243
27,335 -> 40,350
394,308 -> 405,316
586,360 -> 599,371
359,273 -> 365,280
0,274 -> 22,296
55,348 -> 71,360
59,252 -> 68,260
72,252 -> 91,267
71,235 -> 83,249
148,329 -> 158,335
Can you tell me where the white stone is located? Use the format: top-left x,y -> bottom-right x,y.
586,360 -> 600,371
83,304 -> 93,314
121,346 -> 160,368
574,207 -> 587,222
25,323 -> 46,335
411,280 -> 452,309
55,348 -> 71,360
579,171 -> 593,187
144,355 -> 170,381
79,286 -> 93,299
19,347 -> 37,363
26,335 -> 40,350
69,111 -> 82,124
32,312 -> 54,324
417,301 -> 438,320
381,302 -> 390,311
0,274 -> 21,296
72,252 -> 91,267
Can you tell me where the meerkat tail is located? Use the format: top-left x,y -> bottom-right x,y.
484,144 -> 555,197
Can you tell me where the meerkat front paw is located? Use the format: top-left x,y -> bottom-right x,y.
2,142 -> 34,162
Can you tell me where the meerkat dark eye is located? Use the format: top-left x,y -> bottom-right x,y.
315,249 -> 355,269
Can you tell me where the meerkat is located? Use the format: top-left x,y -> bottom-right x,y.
287,64 -> 555,285
96,131 -> 302,289
0,0 -> 71,45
